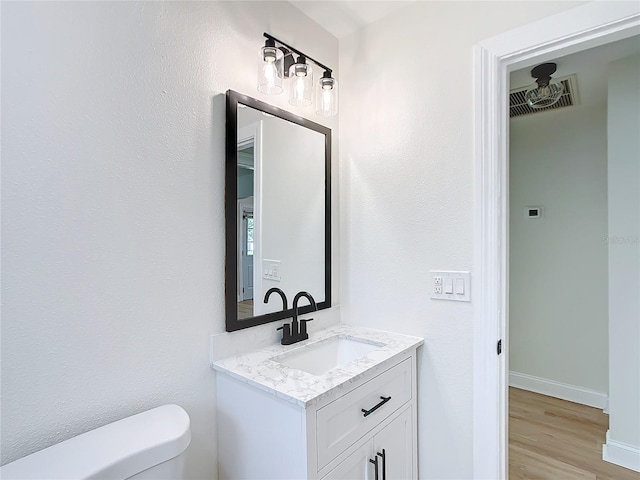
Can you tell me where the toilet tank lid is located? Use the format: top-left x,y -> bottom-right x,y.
0,404 -> 191,480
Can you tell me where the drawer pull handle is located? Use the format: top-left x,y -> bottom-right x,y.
361,396 -> 391,417
377,449 -> 386,480
369,456 -> 379,480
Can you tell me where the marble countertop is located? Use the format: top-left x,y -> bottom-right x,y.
210,324 -> 423,407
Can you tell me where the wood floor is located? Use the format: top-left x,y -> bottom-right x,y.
237,299 -> 253,319
509,387 -> 639,480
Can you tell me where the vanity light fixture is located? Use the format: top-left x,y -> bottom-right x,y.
525,62 -> 564,109
257,32 -> 338,117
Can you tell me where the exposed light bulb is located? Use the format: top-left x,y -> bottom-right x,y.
320,90 -> 332,114
525,81 -> 564,109
295,77 -> 305,100
263,62 -> 277,89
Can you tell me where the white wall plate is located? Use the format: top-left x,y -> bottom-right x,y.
429,270 -> 471,302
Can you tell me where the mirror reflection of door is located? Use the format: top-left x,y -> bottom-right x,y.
241,206 -> 254,301
237,123 -> 260,320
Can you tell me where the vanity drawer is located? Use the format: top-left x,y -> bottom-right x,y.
316,357 -> 412,470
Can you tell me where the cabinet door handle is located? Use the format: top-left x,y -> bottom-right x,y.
361,396 -> 392,417
376,449 -> 386,480
369,456 -> 379,480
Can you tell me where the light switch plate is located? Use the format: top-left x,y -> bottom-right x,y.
263,259 -> 281,281
429,270 -> 471,302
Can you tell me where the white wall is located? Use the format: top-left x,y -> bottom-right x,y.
509,104 -> 609,396
606,54 -> 640,458
0,2 -> 338,477
338,1 -> 584,478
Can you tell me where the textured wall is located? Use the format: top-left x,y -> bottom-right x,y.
0,2 -> 338,476
509,104 -> 609,393
338,2 -> 584,478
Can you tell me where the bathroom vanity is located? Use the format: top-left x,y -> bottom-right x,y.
220,91 -> 422,478
212,325 -> 423,479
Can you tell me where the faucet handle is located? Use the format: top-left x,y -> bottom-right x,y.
299,318 -> 314,339
277,323 -> 291,344
276,323 -> 291,340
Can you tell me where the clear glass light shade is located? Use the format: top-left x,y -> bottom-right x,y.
316,75 -> 338,117
525,81 -> 564,109
257,45 -> 284,95
288,62 -> 313,107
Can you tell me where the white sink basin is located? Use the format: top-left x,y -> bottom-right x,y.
272,335 -> 385,376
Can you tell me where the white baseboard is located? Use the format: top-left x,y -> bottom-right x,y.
603,430 -> 640,472
509,371 -> 608,409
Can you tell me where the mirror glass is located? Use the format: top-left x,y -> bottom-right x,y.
225,90 -> 331,332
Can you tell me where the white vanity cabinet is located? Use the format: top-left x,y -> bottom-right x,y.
215,348 -> 419,480
323,406 -> 413,480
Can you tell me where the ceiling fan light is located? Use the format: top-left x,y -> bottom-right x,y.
525,62 -> 565,109
525,81 -> 564,109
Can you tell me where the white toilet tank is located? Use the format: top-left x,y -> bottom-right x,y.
0,404 -> 191,480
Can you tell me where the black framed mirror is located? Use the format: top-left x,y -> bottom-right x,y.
225,90 -> 331,332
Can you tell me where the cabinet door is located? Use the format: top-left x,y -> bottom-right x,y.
322,441 -> 376,480
373,407 -> 413,480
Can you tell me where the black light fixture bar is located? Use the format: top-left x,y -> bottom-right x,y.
263,32 -> 332,75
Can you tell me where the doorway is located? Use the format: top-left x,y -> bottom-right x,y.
507,36 -> 639,478
236,121 -> 262,320
473,3 -> 640,478
238,199 -> 254,299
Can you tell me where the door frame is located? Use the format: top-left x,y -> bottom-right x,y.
237,121 -> 263,310
237,199 -> 254,301
472,3 -> 640,478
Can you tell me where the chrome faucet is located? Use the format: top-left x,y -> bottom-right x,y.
275,291 -> 317,345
